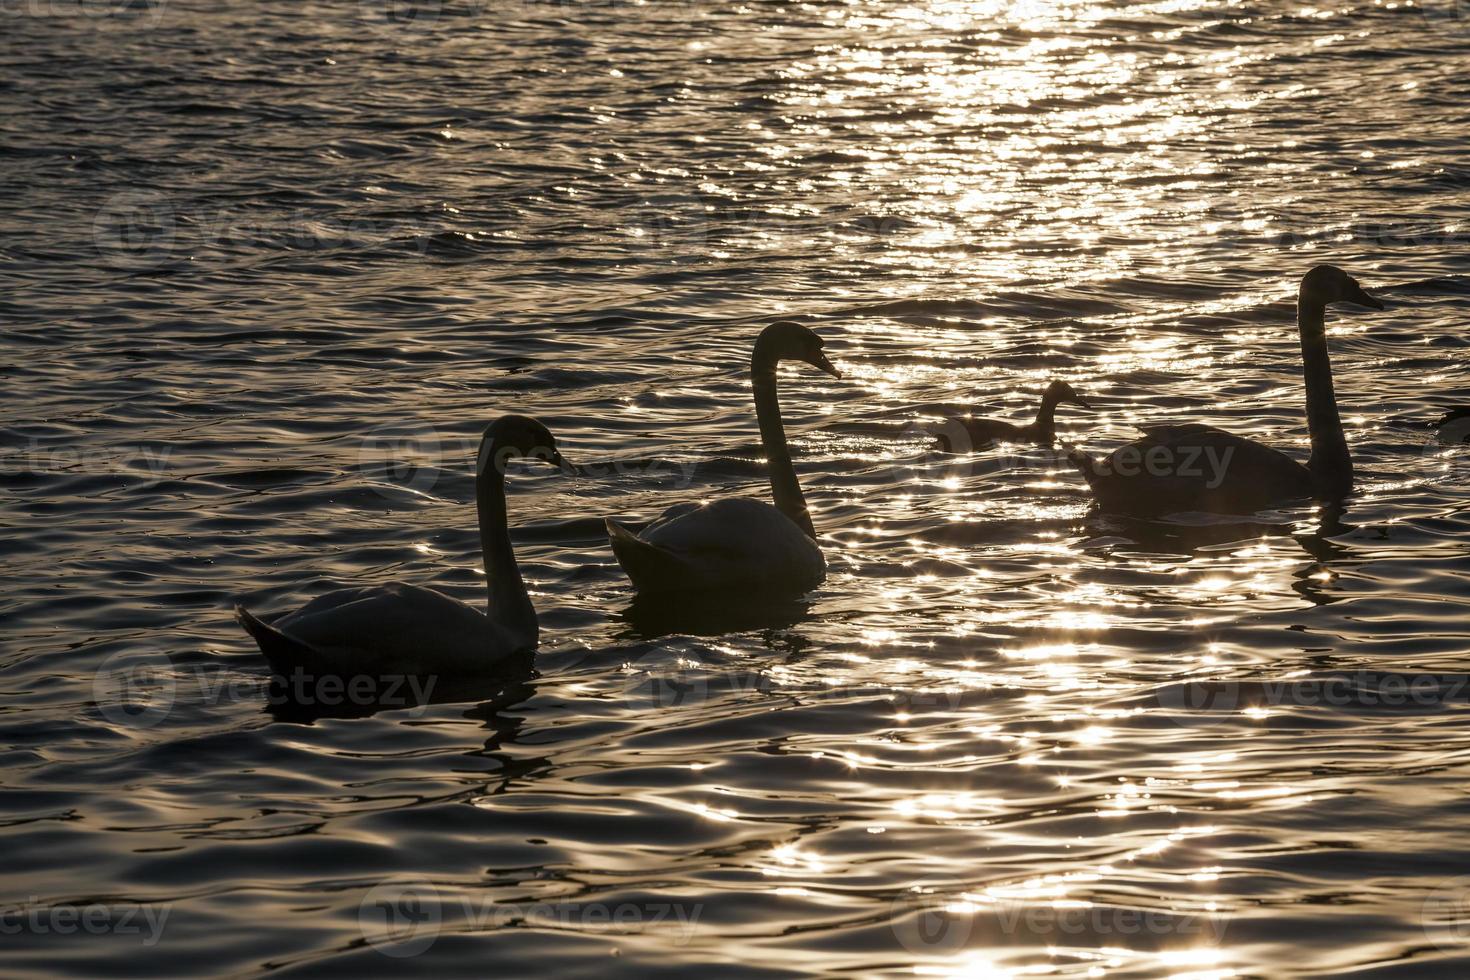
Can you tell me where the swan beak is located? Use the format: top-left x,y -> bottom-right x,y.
811,351 -> 842,378
1350,284 -> 1386,310
1073,396 -> 1095,410
550,449 -> 577,475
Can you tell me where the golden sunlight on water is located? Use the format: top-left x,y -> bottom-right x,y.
4,0 -> 1470,976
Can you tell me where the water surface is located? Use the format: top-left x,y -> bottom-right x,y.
5,0 -> 1470,976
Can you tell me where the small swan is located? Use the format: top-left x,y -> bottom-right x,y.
236,415 -> 568,677
934,379 -> 1093,451
606,320 -> 841,596
1069,265 -> 1385,516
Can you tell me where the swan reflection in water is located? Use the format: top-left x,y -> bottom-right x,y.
1079,499 -> 1362,607
616,591 -> 817,641
265,650 -> 538,724
268,661 -> 548,801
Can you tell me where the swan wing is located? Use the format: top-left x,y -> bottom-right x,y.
640,500 -> 704,533
1135,425 -> 1309,479
1135,422 -> 1219,440
609,498 -> 825,594
252,584 -> 514,676
1082,425 -> 1313,516
931,416 -> 1034,452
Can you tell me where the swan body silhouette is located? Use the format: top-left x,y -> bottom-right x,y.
606,321 -> 840,595
1069,266 -> 1384,516
237,415 -> 567,676
934,379 -> 1092,450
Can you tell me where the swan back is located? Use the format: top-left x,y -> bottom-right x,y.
1071,424 -> 1313,516
608,498 -> 824,594
238,584 -> 517,677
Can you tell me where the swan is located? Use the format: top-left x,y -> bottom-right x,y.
1068,265 -> 1385,516
933,379 -> 1093,451
236,415 -> 568,677
606,320 -> 841,595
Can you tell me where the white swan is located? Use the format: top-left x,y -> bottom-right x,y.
1069,265 -> 1384,516
606,321 -> 841,596
236,415 -> 568,676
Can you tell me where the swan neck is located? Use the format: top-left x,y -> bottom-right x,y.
476,444 -> 537,645
1298,298 -> 1352,497
751,362 -> 817,539
1033,389 -> 1061,442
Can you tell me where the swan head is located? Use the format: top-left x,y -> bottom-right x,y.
478,415 -> 569,476
1046,379 -> 1093,409
755,321 -> 841,378
1300,265 -> 1385,311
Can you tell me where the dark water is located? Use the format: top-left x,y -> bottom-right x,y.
5,0 -> 1470,976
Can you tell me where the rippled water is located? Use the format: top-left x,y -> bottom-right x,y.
6,0 -> 1470,976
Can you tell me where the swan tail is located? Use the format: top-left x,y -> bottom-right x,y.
606,519 -> 691,594
235,604 -> 316,676
1066,449 -> 1105,492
